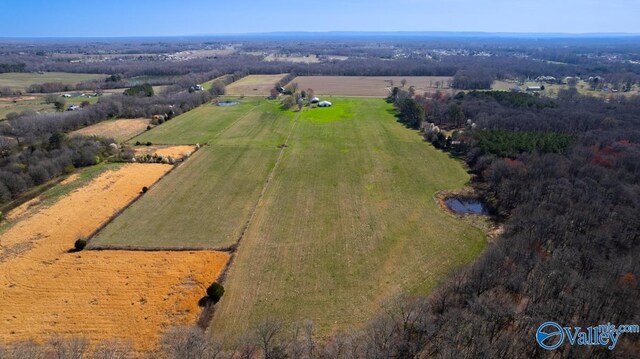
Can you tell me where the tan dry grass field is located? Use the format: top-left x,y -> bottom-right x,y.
293,76 -> 453,97
0,164 -> 229,351
225,74 -> 288,96
132,144 -> 197,160
70,118 -> 150,143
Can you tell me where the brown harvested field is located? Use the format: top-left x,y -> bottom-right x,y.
225,74 -> 288,96
0,163 -> 229,351
293,76 -> 453,97
133,145 -> 197,160
70,118 -> 150,142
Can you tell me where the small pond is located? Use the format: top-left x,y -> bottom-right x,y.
217,101 -> 240,107
444,197 -> 489,215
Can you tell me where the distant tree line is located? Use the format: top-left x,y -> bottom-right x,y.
0,63 -> 26,73
451,69 -> 494,89
0,89 -> 212,205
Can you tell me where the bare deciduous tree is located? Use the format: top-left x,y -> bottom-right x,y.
255,318 -> 286,359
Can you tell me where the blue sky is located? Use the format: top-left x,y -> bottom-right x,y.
0,0 -> 638,37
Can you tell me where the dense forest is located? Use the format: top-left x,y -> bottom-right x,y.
383,86 -> 640,358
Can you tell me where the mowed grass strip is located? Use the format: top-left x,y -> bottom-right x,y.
90,146 -> 280,250
212,100 -> 296,148
210,98 -> 486,338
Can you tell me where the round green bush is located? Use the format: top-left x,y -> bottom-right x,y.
206,282 -> 225,303
74,239 -> 87,251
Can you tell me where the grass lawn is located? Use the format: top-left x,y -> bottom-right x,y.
209,98 -> 486,338
0,72 -> 105,90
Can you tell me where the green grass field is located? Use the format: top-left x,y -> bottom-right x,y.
92,96 -> 486,338
89,146 -> 279,249
0,72 -> 106,90
208,98 -> 486,338
130,98 -> 296,147
91,98 -> 295,249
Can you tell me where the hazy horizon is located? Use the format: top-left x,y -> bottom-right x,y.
2,0 -> 639,37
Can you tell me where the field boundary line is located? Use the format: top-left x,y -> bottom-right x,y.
209,102 -> 261,140
216,110 -> 300,283
200,111 -> 300,330
124,100 -> 259,145
88,246 -> 222,252
85,147 -> 204,248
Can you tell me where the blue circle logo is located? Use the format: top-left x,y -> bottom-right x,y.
536,322 -> 564,350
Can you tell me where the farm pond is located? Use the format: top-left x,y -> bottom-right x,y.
444,197 -> 489,215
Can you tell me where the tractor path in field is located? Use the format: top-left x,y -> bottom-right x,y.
220,111 -> 301,278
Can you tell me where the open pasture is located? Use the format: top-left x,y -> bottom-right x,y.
90,146 -> 280,250
292,76 -> 453,97
225,74 -> 288,96
0,163 -> 230,351
131,97 -> 295,147
86,95 -> 484,340
94,97 -> 297,250
209,97 -> 486,338
0,72 -> 106,91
